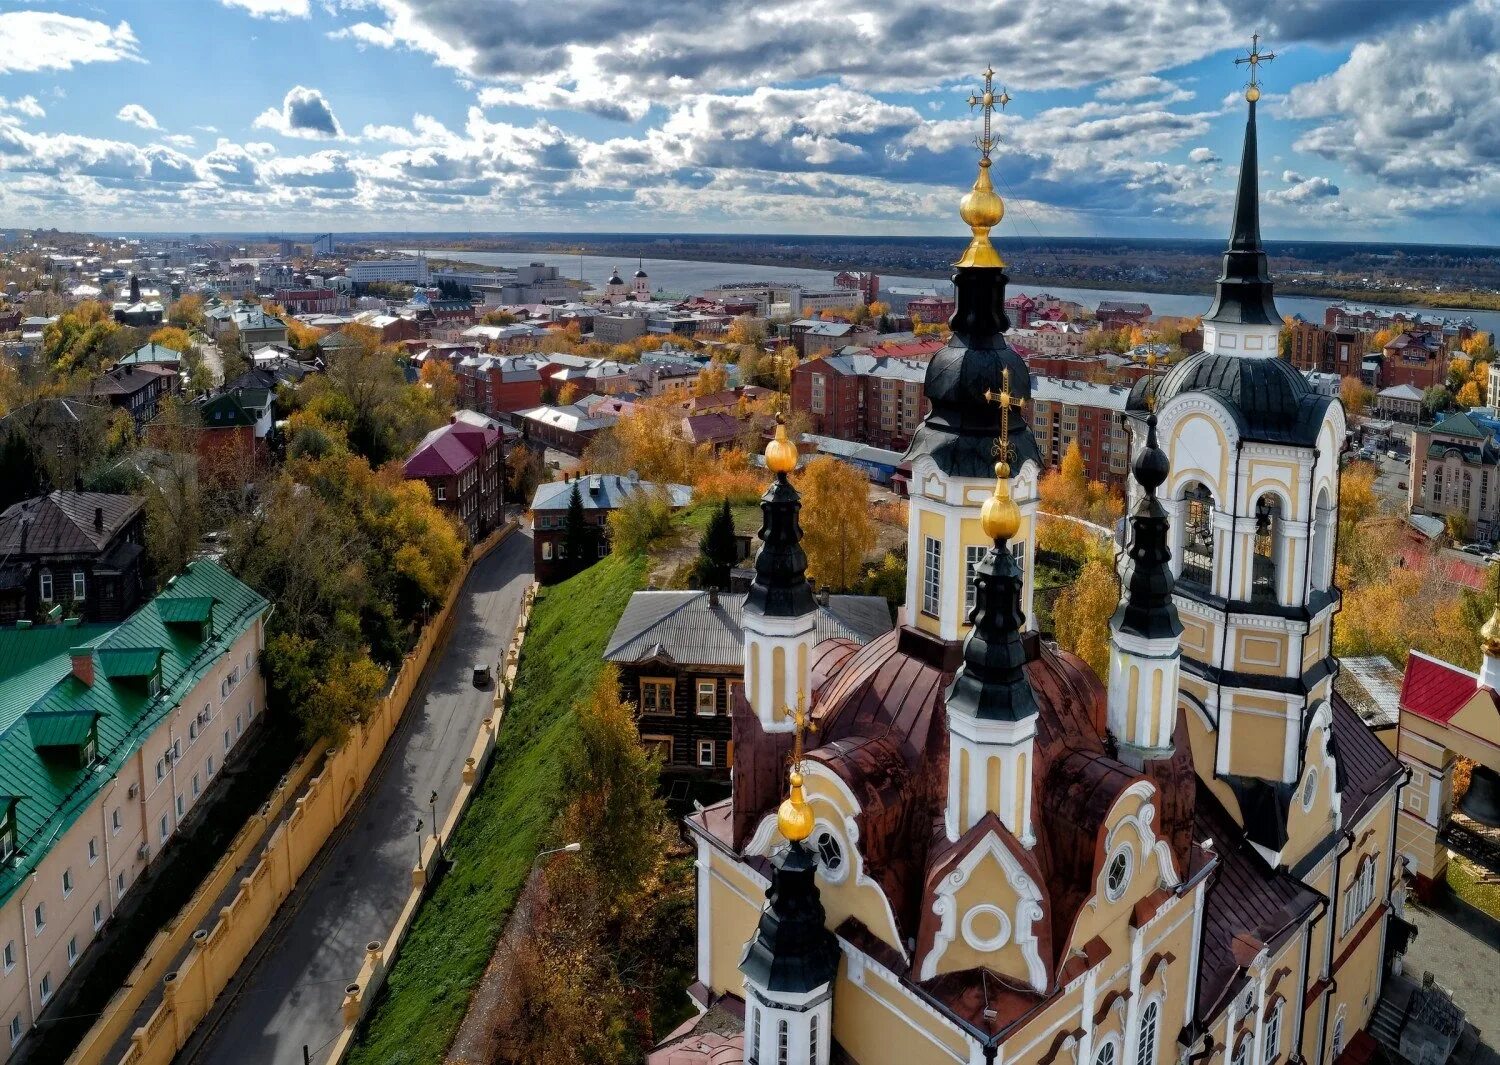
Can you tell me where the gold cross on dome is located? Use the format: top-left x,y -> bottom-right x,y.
1234,33 -> 1276,100
983,366 -> 1025,470
788,690 -> 815,769
967,67 -> 1011,164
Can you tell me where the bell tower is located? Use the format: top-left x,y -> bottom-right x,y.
903,70 -> 1041,643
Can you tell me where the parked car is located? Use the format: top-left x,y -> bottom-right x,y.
473,662 -> 493,687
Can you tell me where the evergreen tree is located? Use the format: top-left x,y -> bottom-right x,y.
562,480 -> 594,575
0,430 -> 47,512
697,498 -> 737,590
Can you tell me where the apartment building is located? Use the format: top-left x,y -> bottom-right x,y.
347,257 -> 431,285
0,561 -> 268,1058
790,348 -> 929,451
1028,376 -> 1133,489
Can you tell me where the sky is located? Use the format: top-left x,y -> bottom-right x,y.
0,0 -> 1495,244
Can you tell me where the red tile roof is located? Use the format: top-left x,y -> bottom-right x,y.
402,421 -> 497,479
1399,651 -> 1479,724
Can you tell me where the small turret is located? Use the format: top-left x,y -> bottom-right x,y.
1107,413 -> 1184,767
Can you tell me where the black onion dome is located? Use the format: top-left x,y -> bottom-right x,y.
747,473 -> 817,618
906,264 -> 1041,479
739,840 -> 841,994
1128,352 -> 1332,446
946,534 -> 1037,723
607,270 -> 624,285
1113,415 -> 1182,642
1204,99 -> 1281,327
634,268 -> 648,278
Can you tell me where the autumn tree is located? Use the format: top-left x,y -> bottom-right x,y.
606,483 -> 675,556
1340,376 -> 1372,414
796,455 -> 876,591
140,396 -> 204,582
167,294 -> 206,330
1458,380 -> 1483,409
1052,555 -> 1118,682
694,359 -> 730,397
419,358 -> 459,408
148,326 -> 194,353
1038,440 -> 1123,527
557,380 -> 581,406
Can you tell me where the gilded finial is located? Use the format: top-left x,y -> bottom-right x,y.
956,67 -> 1010,269
1482,605 -> 1500,657
765,412 -> 799,474
1235,33 -> 1276,103
980,367 -> 1024,541
777,693 -> 816,842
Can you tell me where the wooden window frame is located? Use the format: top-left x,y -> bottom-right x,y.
640,677 -> 675,714
695,679 -> 717,716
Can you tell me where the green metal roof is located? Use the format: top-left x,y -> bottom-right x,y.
158,596 -> 215,625
24,710 -> 97,750
1430,411 -> 1487,440
97,647 -> 163,679
0,559 -> 268,906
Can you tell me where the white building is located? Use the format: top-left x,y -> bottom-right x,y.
347,256 -> 431,285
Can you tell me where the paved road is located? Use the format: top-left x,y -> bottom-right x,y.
179,531 -> 534,1065
1405,888 -> 1500,1037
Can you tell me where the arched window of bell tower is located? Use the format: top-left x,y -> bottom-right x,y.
1311,487 -> 1334,593
1252,493 -> 1284,605
1179,481 -> 1216,593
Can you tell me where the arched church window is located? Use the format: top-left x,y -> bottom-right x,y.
1093,1041 -> 1117,1065
1231,1037 -> 1251,1065
1180,482 -> 1215,590
815,830 -> 843,874
1137,1000 -> 1159,1064
1252,494 -> 1284,605
1311,488 -> 1334,592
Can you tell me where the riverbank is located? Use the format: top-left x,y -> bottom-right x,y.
414,240 -> 1500,315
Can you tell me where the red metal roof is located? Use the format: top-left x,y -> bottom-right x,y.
1399,651 -> 1479,724
402,421 -> 497,479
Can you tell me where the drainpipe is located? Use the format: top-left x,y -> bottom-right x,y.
1295,448 -> 1322,782
1316,831 -> 1356,1060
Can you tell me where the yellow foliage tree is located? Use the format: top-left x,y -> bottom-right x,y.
148,326 -> 194,352
1458,380 -> 1482,408
694,360 -> 729,397
795,455 -> 876,592
557,381 -> 581,406
1052,556 -> 1118,682
1339,375 -> 1372,413
1038,440 -> 1123,527
609,399 -> 692,483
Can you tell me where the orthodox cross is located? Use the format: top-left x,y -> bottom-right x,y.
983,366 -> 1025,470
1235,33 -> 1276,97
967,67 -> 1011,164
788,690 -> 815,770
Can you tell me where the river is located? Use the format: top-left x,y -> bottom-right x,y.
414,248 -> 1500,336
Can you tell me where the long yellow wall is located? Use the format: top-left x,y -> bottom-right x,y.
67,525 -> 515,1065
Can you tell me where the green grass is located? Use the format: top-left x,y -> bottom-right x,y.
350,551 -> 649,1065
1446,856 -> 1500,922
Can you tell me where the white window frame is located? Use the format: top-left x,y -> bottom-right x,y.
922,536 -> 942,616
695,680 -> 717,716
1263,1000 -> 1283,1064
72,569 -> 86,600
964,544 -> 986,614
696,739 -> 715,767
1137,997 -> 1159,1064
38,569 -> 52,603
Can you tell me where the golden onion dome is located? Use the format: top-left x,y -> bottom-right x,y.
765,415 -> 799,474
777,770 -> 815,842
956,162 -> 1006,269
1482,606 -> 1500,656
980,461 -> 1021,541
1245,84 -> 1261,103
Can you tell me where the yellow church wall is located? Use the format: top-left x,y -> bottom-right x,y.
832,962 -> 973,1065
705,850 -> 767,998
1321,900 -> 1387,1061
1183,696 -> 1242,817
1444,691 -> 1500,753
1279,724 -> 1338,870
1234,630 -> 1289,676
800,788 -> 907,953
1331,792 -> 1394,958
1181,615 -> 1214,660
1168,412 -> 1230,495
931,853 -> 1039,984
1303,618 -> 1328,672
1225,700 -> 1287,780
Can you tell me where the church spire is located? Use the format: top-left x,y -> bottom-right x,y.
1204,34 -> 1281,331
748,416 -> 816,618
1107,412 -> 1185,768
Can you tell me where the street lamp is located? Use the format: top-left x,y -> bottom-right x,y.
533,841 -> 582,868
414,818 -> 424,871
429,790 -> 441,861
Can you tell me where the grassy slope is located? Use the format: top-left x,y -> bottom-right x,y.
1446,855 -> 1500,922
350,551 -> 648,1065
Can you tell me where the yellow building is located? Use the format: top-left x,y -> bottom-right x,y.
656,53 -> 1403,1065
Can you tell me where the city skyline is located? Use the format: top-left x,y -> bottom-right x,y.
0,0 -> 1493,242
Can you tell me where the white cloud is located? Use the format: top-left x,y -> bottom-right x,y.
0,13 -> 140,73
116,104 -> 160,131
253,86 -> 346,139
162,133 -> 197,149
0,97 -> 44,119
219,0 -> 311,17
1189,147 -> 1221,164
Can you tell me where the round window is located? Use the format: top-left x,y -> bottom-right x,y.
815,830 -> 843,874
1301,768 -> 1319,811
1105,848 -> 1131,902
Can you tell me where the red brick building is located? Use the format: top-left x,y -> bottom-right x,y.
790,349 -> 929,450
1287,315 -> 1362,377
275,287 -> 349,314
906,295 -> 954,324
1028,377 -> 1133,490
455,353 -> 558,416
402,414 -> 504,542
1095,300 -> 1153,331
1380,329 -> 1449,391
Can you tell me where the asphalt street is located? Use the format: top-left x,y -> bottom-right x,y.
177,530 -> 534,1065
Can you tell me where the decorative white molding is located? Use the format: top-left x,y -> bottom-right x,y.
920,829 -> 1047,989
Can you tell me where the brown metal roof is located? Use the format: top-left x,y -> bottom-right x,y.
0,492 -> 142,557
